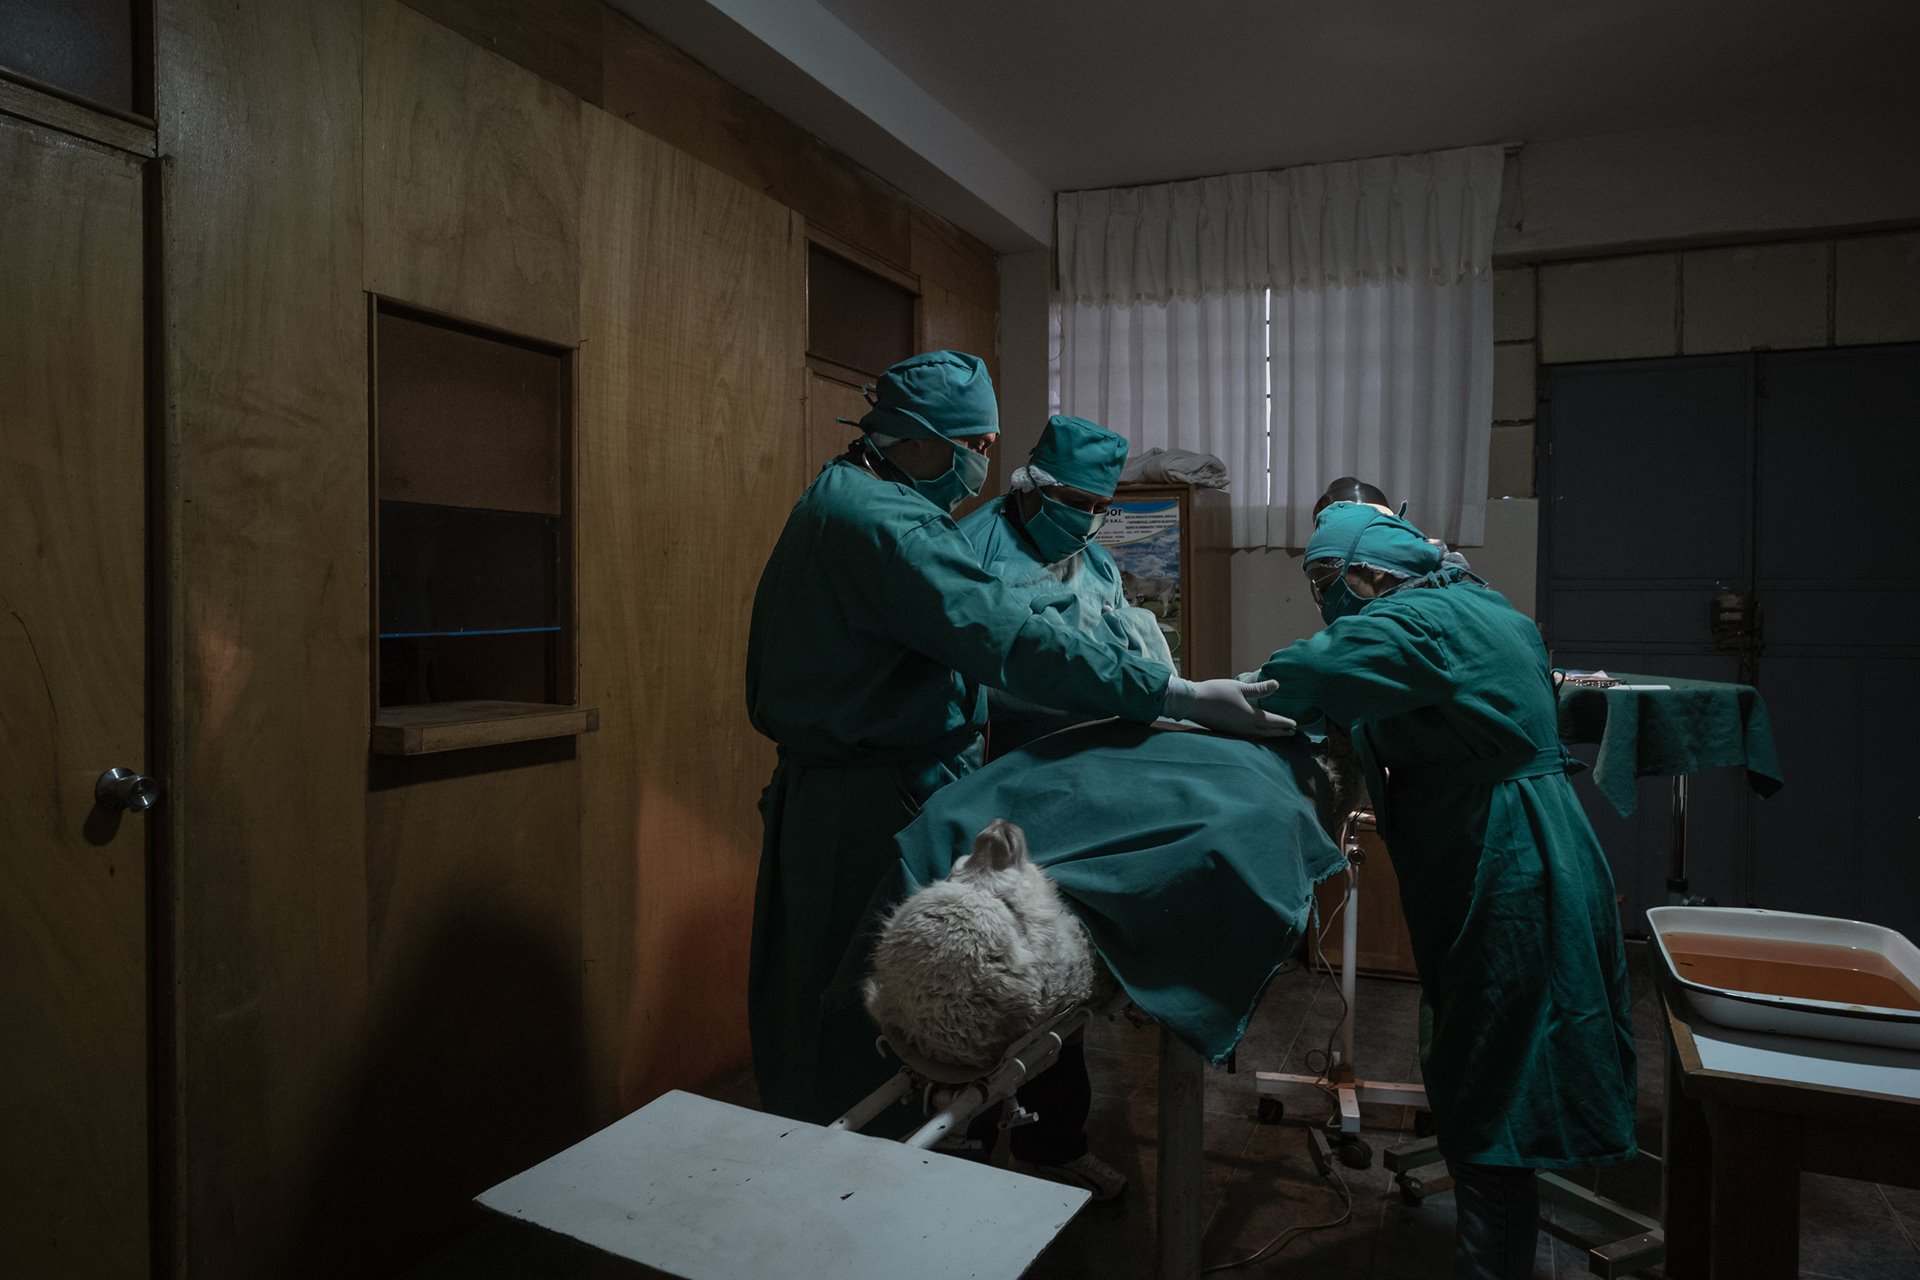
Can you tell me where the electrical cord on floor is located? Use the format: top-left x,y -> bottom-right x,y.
1193,867 -> 1362,1274
1198,1159 -> 1355,1274
1301,866 -> 1354,1088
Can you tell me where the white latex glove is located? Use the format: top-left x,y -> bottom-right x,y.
1162,676 -> 1298,738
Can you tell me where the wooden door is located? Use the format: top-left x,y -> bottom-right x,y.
0,115 -> 151,1275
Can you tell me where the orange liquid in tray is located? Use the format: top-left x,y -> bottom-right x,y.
1664,931 -> 1920,1011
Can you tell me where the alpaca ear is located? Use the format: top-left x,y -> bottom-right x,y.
969,820 -> 1028,872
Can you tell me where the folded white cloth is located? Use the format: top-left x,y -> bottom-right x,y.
1118,447 -> 1228,489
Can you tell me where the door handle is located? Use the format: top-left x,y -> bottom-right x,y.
1709,592 -> 1759,651
1709,591 -> 1763,685
95,767 -> 161,813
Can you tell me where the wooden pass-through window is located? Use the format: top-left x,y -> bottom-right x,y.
369,300 -> 595,754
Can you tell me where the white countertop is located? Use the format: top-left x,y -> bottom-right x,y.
1678,988 -> 1920,1103
477,1089 -> 1088,1279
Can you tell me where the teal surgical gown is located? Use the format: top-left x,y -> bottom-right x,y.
956,495 -> 1174,752
746,458 -> 1172,1123
1257,581 -> 1637,1169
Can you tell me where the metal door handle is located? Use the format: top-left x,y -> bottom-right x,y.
1709,591 -> 1759,650
95,767 -> 161,813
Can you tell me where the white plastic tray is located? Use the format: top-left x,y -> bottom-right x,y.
1647,906 -> 1920,1052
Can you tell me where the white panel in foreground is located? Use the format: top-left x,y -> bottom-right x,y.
477,1090 -> 1089,1280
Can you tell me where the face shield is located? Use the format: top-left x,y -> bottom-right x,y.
1304,503 -> 1442,624
1306,559 -> 1343,611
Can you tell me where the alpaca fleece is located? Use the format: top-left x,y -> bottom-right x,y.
863,820 -> 1098,1074
1316,722 -> 1372,817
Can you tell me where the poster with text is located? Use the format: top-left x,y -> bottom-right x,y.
1096,499 -> 1183,673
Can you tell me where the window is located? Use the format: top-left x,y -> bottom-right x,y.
806,238 -> 916,381
370,300 -> 592,752
0,0 -> 147,117
801,231 -> 920,473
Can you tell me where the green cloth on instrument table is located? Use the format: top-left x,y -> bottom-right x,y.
745,458 -> 1174,1124
1256,580 -> 1637,1169
881,721 -> 1348,1064
1555,674 -> 1784,817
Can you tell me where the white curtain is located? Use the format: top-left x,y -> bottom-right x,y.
1055,146 -> 1503,548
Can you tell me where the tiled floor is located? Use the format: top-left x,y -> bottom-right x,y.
411,942 -> 1920,1279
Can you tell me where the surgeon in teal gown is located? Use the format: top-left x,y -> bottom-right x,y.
945,414 -> 1173,1195
1254,501 -> 1636,1280
745,351 -> 1293,1125
958,415 -> 1173,756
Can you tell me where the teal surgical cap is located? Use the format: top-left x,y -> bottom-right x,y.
1305,502 -> 1445,580
1029,415 -> 1128,498
850,350 -> 999,440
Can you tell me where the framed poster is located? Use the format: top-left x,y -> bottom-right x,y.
1095,495 -> 1186,673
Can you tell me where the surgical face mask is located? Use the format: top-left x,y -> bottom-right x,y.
909,441 -> 989,512
1308,508 -> 1398,625
1314,569 -> 1367,625
869,431 -> 990,512
1025,492 -> 1106,564
1307,538 -> 1374,625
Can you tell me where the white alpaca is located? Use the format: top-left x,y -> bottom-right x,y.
863,820 -> 1098,1075
863,759 -> 1358,1076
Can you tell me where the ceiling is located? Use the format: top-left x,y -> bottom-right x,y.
618,0 -> 1920,250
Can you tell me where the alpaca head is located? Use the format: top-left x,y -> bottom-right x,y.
863,820 -> 1098,1075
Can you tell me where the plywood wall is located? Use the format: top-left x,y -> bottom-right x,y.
365,0 -> 584,344
158,0 -> 370,1273
805,372 -> 872,479
911,208 -> 1005,496
155,0 -> 997,1271
577,106 -> 805,1114
594,5 -> 914,272
912,209 -> 1001,376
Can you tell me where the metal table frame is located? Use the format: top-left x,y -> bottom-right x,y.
1254,811 -> 1429,1159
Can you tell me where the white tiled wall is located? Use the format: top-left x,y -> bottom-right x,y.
1487,424 -> 1534,500
1492,266 -> 1536,342
1533,230 -> 1920,369
1539,255 -> 1680,363
1490,265 -> 1538,502
1681,242 -> 1830,354
1835,230 -> 1920,346
1492,341 -> 1536,421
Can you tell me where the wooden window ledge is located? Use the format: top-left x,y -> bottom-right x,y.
372,701 -> 599,755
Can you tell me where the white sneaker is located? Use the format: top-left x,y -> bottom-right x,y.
1010,1150 -> 1127,1202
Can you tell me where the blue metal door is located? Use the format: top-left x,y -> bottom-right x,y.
1541,345 -> 1920,938
1750,346 -> 1920,938
1539,357 -> 1753,932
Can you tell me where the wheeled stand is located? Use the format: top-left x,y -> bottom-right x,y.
1252,810 -> 1430,1173
1251,804 -> 1665,1274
